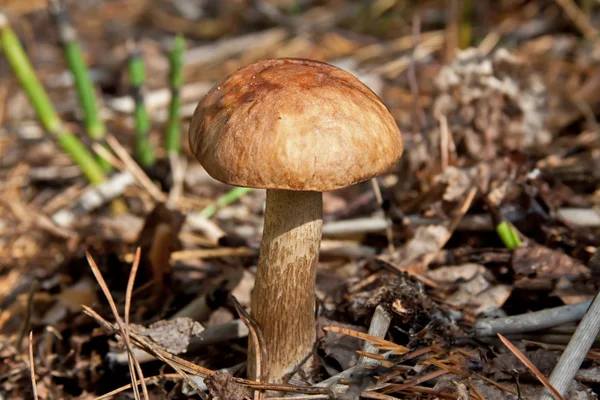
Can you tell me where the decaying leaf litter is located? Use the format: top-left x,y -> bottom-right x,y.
0,0 -> 599,398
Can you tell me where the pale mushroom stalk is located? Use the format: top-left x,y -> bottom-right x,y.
248,190 -> 322,382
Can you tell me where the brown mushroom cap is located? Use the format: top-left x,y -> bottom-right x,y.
189,58 -> 403,191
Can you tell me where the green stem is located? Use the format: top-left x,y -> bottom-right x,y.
459,0 -> 472,49
0,15 -> 105,184
200,187 -> 254,218
128,45 -> 155,168
165,34 -> 184,155
49,0 -> 111,171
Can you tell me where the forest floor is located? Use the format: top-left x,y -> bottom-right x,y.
1,0 -> 600,399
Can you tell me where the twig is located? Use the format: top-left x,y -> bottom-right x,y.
553,0 -> 597,39
51,172 -> 135,227
86,252 -> 149,400
356,305 -> 392,368
498,334 -> 564,400
170,247 -> 256,261
230,295 -> 267,399
167,152 -> 186,208
182,28 -> 287,67
108,319 -> 250,365
29,332 -> 38,400
95,373 -> 181,400
540,290 -> 600,399
85,305 -> 327,395
439,115 -> 449,170
17,279 -> 38,348
124,248 -> 148,399
557,208 -> 600,227
108,81 -> 212,113
473,300 -> 592,337
321,207 -> 600,238
370,179 -> 394,255
105,134 -> 167,202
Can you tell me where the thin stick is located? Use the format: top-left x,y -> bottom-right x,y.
29,332 -> 38,400
553,0 -> 597,38
356,305 -> 392,368
86,253 -> 149,400
170,247 -> 256,261
473,300 -> 592,337
439,115 -> 449,170
540,290 -> 600,400
51,172 -> 135,227
231,295 -> 266,399
17,279 -> 38,347
167,153 -> 186,208
105,134 -> 167,202
124,248 -> 147,398
95,373 -> 182,400
370,179 -> 395,255
498,334 -> 564,400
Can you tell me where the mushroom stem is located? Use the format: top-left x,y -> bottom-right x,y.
249,189 -> 323,383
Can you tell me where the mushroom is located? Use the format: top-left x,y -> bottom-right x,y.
189,58 -> 403,383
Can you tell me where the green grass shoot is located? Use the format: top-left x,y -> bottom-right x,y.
496,221 -> 524,250
165,34 -> 185,155
128,43 -> 155,168
200,187 -> 254,218
49,0 -> 111,171
0,14 -> 106,185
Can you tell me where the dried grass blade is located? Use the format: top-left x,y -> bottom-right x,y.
323,326 -> 402,349
381,369 -> 450,394
124,248 -> 149,399
230,295 -> 266,400
86,252 -> 146,400
29,331 -> 38,400
355,350 -> 394,367
497,334 -> 564,400
95,373 -> 182,400
81,305 -> 209,399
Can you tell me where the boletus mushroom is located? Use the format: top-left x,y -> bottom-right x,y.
189,58 -> 403,383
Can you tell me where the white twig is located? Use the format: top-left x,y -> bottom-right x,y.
539,291 -> 600,400
52,172 -> 135,227
474,300 -> 593,337
108,82 -> 212,113
167,153 -> 187,209
356,305 -> 392,368
105,135 -> 167,203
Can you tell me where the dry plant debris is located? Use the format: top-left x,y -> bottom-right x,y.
0,0 -> 599,399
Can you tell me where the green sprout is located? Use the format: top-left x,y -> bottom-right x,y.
165,34 -> 185,155
128,43 -> 155,168
49,0 -> 111,171
200,187 -> 254,218
496,221 -> 523,250
0,14 -> 105,185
